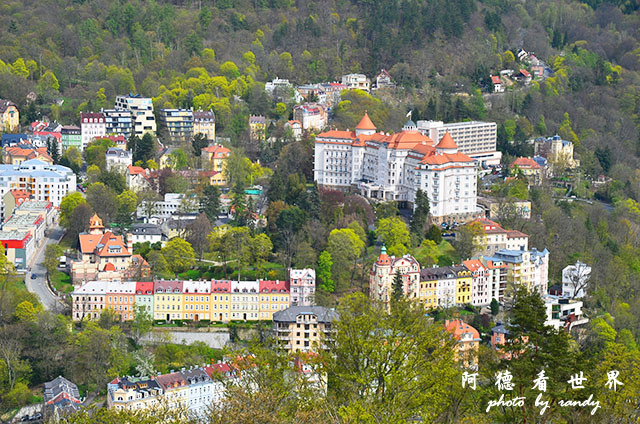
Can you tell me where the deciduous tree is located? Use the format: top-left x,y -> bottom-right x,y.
161,238 -> 195,275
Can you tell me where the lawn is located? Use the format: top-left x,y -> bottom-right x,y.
50,270 -> 73,293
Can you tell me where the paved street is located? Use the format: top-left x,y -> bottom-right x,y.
24,226 -> 66,311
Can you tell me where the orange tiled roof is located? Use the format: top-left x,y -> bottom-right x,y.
79,231 -> 130,257
127,165 -> 146,175
355,112 -> 376,130
445,319 -> 480,340
5,146 -> 51,162
203,144 -> 231,158
510,157 -> 541,169
436,132 -> 458,150
420,151 -> 474,165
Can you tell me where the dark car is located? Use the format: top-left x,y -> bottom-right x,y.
30,274 -> 37,279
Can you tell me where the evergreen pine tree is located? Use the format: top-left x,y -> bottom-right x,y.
392,269 -> 404,302
410,189 -> 430,246
490,298 -> 499,315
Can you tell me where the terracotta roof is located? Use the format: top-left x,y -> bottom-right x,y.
4,146 -> 52,162
376,246 -> 391,266
202,144 -> 231,158
89,213 -> 103,229
463,259 -> 485,272
505,230 -> 528,238
445,319 -> 480,340
9,189 -> 30,202
510,157 -> 541,169
79,231 -> 129,256
355,112 -> 376,130
520,69 -> 531,77
436,132 -> 458,150
316,130 -> 356,140
420,151 -> 474,165
103,262 -> 116,272
491,76 -> 501,84
127,165 -> 147,175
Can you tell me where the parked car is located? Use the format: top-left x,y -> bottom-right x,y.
30,274 -> 37,279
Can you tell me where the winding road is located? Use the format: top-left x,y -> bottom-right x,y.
24,226 -> 66,311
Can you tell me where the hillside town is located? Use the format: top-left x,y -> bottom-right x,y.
1,1 -> 639,420
0,83 -> 594,421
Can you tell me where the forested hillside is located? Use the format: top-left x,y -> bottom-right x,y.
1,0 -> 640,177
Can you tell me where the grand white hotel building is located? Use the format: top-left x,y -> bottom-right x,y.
314,113 -> 479,222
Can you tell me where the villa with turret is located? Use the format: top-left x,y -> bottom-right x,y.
70,213 -> 150,284
314,112 -> 479,223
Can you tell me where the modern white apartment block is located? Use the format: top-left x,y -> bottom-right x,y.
314,113 -> 479,223
0,159 -> 76,206
544,296 -> 589,330
115,94 -> 156,136
289,268 -> 316,306
80,112 -> 107,150
416,120 -> 501,166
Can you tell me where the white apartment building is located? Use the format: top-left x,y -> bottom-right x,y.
416,120 -> 501,166
136,193 -> 199,222
0,159 -> 76,207
105,147 -> 132,172
480,257 -> 507,304
230,280 -> 259,321
72,281 -> 107,321
80,112 -> 107,150
289,268 -> 316,306
314,113 -> 478,222
341,73 -> 370,92
181,368 -> 214,419
115,94 -> 157,136
544,296 -> 589,330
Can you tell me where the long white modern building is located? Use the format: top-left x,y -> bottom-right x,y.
0,159 -> 76,207
314,113 -> 479,223
416,120 -> 501,166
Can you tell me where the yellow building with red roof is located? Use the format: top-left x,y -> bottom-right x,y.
314,112 -> 478,223
445,319 -> 480,367
2,145 -> 52,165
202,144 -> 231,185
